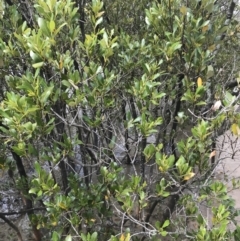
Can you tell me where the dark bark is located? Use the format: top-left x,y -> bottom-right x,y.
77,126 -> 90,187
0,214 -> 23,241
145,199 -> 160,223
140,137 -> 147,185
161,194 -> 180,225
77,0 -> 86,42
0,207 -> 45,216
4,0 -> 13,6
129,96 -> 138,120
210,138 -> 216,165
52,100 -> 69,193
225,80 -> 238,89
167,74 -> 184,158
47,160 -> 57,184
5,0 -> 34,27
122,101 -> 131,164
103,3 -> 111,25
129,95 -> 138,143
220,1 -> 236,41
0,122 -> 41,241
11,152 -> 42,241
58,159 -> 68,192
156,94 -> 170,147
52,99 -> 71,234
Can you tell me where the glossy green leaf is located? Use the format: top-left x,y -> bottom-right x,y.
49,20 -> 55,33
32,62 -> 44,68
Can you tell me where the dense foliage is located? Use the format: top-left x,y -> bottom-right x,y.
0,0 -> 240,240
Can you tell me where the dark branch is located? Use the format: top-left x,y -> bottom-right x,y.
0,214 -> 23,241
0,207 -> 46,216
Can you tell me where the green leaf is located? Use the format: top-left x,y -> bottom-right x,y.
207,65 -> 214,78
160,230 -> 168,237
171,42 -> 182,52
180,6 -> 187,15
162,219 -> 170,228
80,233 -> 87,241
48,0 -> 57,11
54,23 -> 67,35
49,20 -> 55,33
108,136 -> 117,149
143,144 -> 156,161
62,79 -> 71,88
196,101 -> 206,106
29,188 -> 37,194
65,235 -> 72,241
32,62 -> 44,68
224,91 -> 235,107
37,190 -> 43,197
231,123 -> 240,136
95,17 -> 103,28
37,17 -> 49,34
34,162 -> 41,176
145,16 -> 150,25
91,232 -> 98,240
40,85 -> 54,104
51,231 -> 60,241
30,51 -> 41,62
